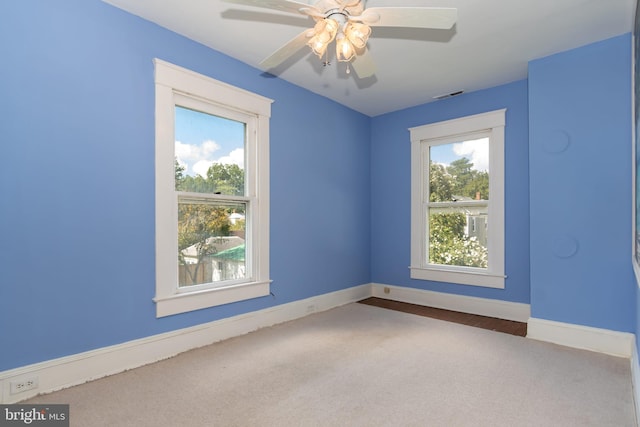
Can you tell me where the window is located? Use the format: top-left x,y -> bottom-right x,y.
154,59 -> 272,317
410,110 -> 505,288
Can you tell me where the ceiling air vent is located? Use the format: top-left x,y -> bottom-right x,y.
433,90 -> 464,100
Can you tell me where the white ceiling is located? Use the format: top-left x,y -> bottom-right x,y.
103,0 -> 635,116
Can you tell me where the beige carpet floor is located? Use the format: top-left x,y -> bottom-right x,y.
26,303 -> 636,426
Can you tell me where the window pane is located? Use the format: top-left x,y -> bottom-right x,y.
178,200 -> 247,287
174,106 -> 246,196
428,205 -> 488,268
429,137 -> 489,202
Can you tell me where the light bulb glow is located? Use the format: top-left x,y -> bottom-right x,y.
306,17 -> 367,66
345,22 -> 371,49
336,34 -> 355,62
324,18 -> 339,35
307,18 -> 339,58
308,36 -> 329,57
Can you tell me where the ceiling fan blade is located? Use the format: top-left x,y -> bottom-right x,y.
259,29 -> 312,70
358,7 -> 457,29
350,49 -> 375,78
222,0 -> 318,16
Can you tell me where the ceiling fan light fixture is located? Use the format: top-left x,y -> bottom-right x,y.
308,38 -> 329,58
335,33 -> 355,62
320,18 -> 340,41
226,0 -> 457,77
307,18 -> 339,58
344,22 -> 370,49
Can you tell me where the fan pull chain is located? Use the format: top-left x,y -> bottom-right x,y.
346,63 -> 351,74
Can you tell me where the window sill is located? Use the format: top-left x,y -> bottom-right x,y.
410,266 -> 505,289
154,280 -> 271,318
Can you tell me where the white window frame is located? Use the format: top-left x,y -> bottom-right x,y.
409,109 -> 506,288
154,59 -> 272,317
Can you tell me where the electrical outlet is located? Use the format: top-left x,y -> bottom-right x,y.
384,287 -> 391,294
9,377 -> 39,395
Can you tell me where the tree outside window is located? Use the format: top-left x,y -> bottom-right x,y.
428,139 -> 489,269
410,109 -> 505,288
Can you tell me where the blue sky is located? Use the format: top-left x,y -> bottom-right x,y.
174,106 -> 245,177
430,137 -> 489,171
174,106 -> 487,176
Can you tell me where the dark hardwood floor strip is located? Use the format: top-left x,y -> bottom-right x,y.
358,297 -> 527,337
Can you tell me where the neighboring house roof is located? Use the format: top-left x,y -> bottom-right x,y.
212,244 -> 245,262
181,236 -> 245,260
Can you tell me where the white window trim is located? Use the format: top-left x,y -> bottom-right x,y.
154,59 -> 273,317
409,109 -> 506,288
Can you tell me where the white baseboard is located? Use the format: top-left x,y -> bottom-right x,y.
631,341 -> 640,427
3,282 -> 634,405
0,284 -> 372,404
370,283 -> 531,322
527,317 -> 635,358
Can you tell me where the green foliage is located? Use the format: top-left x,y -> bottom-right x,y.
175,160 -> 185,189
178,204 -> 232,285
178,174 -> 216,193
463,171 -> 489,200
429,163 -> 454,202
428,158 -> 488,268
176,161 -> 244,196
429,235 -> 488,268
429,212 -> 466,245
207,163 -> 244,196
230,218 -> 245,232
448,158 -> 473,190
175,160 -> 245,285
430,158 -> 489,201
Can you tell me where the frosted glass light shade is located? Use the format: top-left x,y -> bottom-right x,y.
308,36 -> 329,57
307,18 -> 339,58
345,22 -> 371,49
336,34 -> 355,62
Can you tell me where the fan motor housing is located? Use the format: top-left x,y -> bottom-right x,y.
315,0 -> 364,17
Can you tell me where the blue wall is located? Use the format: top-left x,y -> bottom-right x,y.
370,81 -> 531,304
0,0 -> 371,370
529,34 -> 635,332
0,0 -> 636,373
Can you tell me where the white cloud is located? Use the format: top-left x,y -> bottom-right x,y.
175,140 -> 244,178
216,148 -> 244,169
453,138 -> 489,171
192,160 -> 215,178
175,140 -> 219,161
175,139 -> 222,177
201,140 -> 221,157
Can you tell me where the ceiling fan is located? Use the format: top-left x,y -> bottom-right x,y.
222,0 -> 457,78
